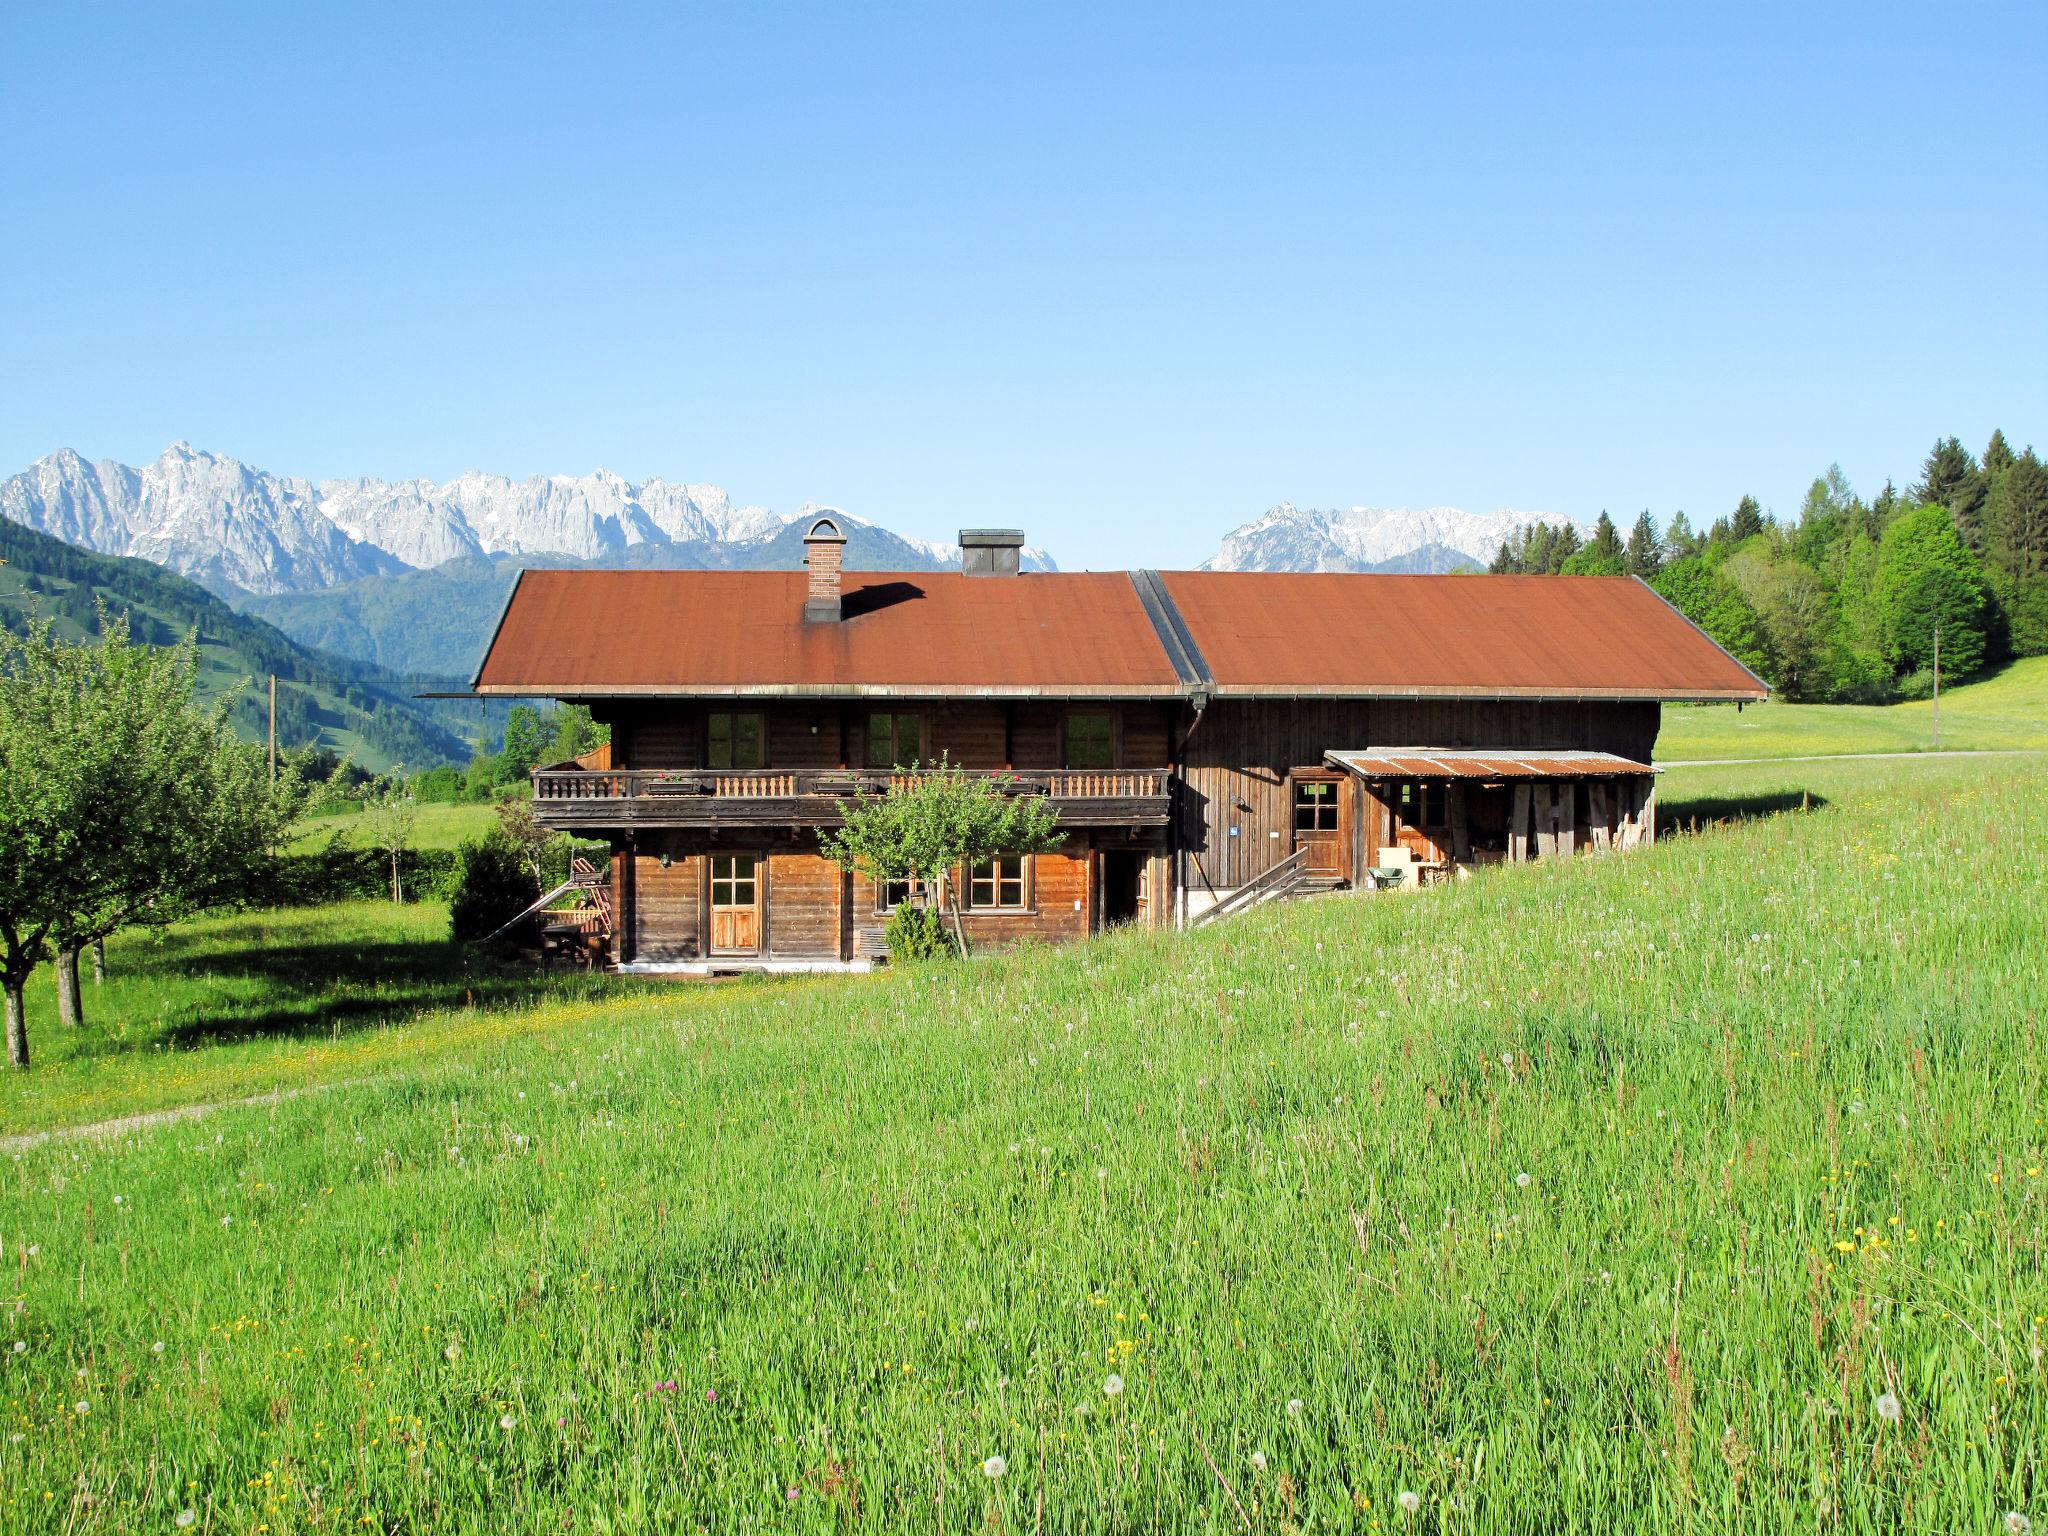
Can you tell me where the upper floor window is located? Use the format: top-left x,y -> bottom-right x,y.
866,711 -> 923,769
706,711 -> 765,770
969,854 -> 1028,910
1064,711 -> 1113,769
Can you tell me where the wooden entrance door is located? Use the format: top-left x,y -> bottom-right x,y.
1291,774 -> 1349,880
709,853 -> 761,954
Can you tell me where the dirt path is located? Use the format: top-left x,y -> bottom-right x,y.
1,1080 -> 363,1155
1661,748 -> 2046,768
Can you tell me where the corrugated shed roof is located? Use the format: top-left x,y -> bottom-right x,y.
1158,572 -> 1766,700
472,569 -> 1184,697
1325,749 -> 1655,779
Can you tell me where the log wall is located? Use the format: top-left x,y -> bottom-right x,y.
597,700 -> 1178,772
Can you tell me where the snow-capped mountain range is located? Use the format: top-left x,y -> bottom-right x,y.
2,444 -> 1585,597
1201,502 -> 1587,573
0,443 -> 1049,596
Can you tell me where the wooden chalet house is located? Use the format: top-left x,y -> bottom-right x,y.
472,519 -> 1765,971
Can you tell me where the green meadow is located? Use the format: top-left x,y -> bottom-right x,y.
3,755 -> 2044,1533
1659,654 -> 2048,761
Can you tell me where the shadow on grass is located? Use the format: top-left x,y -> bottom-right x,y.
87,927 -> 625,1056
1661,788 -> 1829,831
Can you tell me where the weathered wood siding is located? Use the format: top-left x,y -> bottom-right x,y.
626,834 -> 703,961
766,845 -> 843,958
1179,699 -> 1660,889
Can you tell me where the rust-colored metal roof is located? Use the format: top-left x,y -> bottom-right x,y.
473,567 -> 1769,702
472,569 -> 1184,697
1160,572 -> 1767,701
1326,748 -> 1655,779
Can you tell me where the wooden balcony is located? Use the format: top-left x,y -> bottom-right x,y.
529,767 -> 1172,830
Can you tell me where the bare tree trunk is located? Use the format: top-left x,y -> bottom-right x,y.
4,982 -> 26,1069
947,887 -> 971,958
55,945 -> 83,1028
391,850 -> 403,904
91,937 -> 106,985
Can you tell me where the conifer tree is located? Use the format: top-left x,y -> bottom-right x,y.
1984,428 -> 2015,475
1731,495 -> 1766,541
1661,511 -> 1699,563
1625,511 -> 1662,577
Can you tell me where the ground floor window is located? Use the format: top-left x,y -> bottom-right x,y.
1393,779 -> 1448,832
969,854 -> 1028,910
710,853 -> 758,906
876,877 -> 931,913
1293,777 -> 1340,831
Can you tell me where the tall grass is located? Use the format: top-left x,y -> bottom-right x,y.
2,760 -> 2042,1532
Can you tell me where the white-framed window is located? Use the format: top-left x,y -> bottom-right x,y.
969,854 -> 1028,910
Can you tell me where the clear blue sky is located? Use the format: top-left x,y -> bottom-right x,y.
4,2 -> 2043,569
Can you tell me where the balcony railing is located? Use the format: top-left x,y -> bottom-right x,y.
529,767 -> 1171,827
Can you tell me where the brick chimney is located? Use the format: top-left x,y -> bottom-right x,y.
960,528 -> 1024,576
802,515 -> 848,622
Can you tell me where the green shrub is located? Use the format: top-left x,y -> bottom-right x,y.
882,903 -> 955,962
250,836 -> 458,907
448,832 -> 541,944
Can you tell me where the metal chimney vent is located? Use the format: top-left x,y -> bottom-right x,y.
959,528 -> 1024,577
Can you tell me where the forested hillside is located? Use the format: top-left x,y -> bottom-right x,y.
0,515 -> 479,769
1490,430 -> 2046,701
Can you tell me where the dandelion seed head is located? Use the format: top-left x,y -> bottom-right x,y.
444,1344 -> 460,1361
1103,1374 -> 1123,1397
175,1510 -> 196,1529
1250,1451 -> 1268,1472
1515,1172 -> 1533,1189
982,1455 -> 1007,1479
1874,1391 -> 1902,1423
152,1341 -> 165,1355
2003,1514 -> 2030,1536
74,1401 -> 90,1416
1397,1489 -> 1422,1515
1285,1398 -> 1304,1419
499,1413 -> 516,1431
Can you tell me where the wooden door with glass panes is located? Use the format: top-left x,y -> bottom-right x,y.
709,853 -> 761,954
1291,773 -> 1349,880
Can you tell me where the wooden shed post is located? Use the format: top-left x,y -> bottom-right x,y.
1448,781 -> 1471,864
1510,783 -> 1531,863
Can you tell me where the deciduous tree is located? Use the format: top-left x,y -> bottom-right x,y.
0,611 -> 284,1063
1875,505 -> 1991,678
819,757 -> 1064,957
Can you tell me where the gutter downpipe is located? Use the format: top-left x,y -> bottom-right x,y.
1173,689 -> 1210,929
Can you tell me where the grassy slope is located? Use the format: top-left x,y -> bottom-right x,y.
288,802 -> 504,854
0,902 -> 652,1133
1659,655 -> 2048,760
3,756 -> 2043,1532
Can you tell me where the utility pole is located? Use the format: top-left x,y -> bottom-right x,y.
268,674 -> 277,786
1931,623 -> 1940,751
